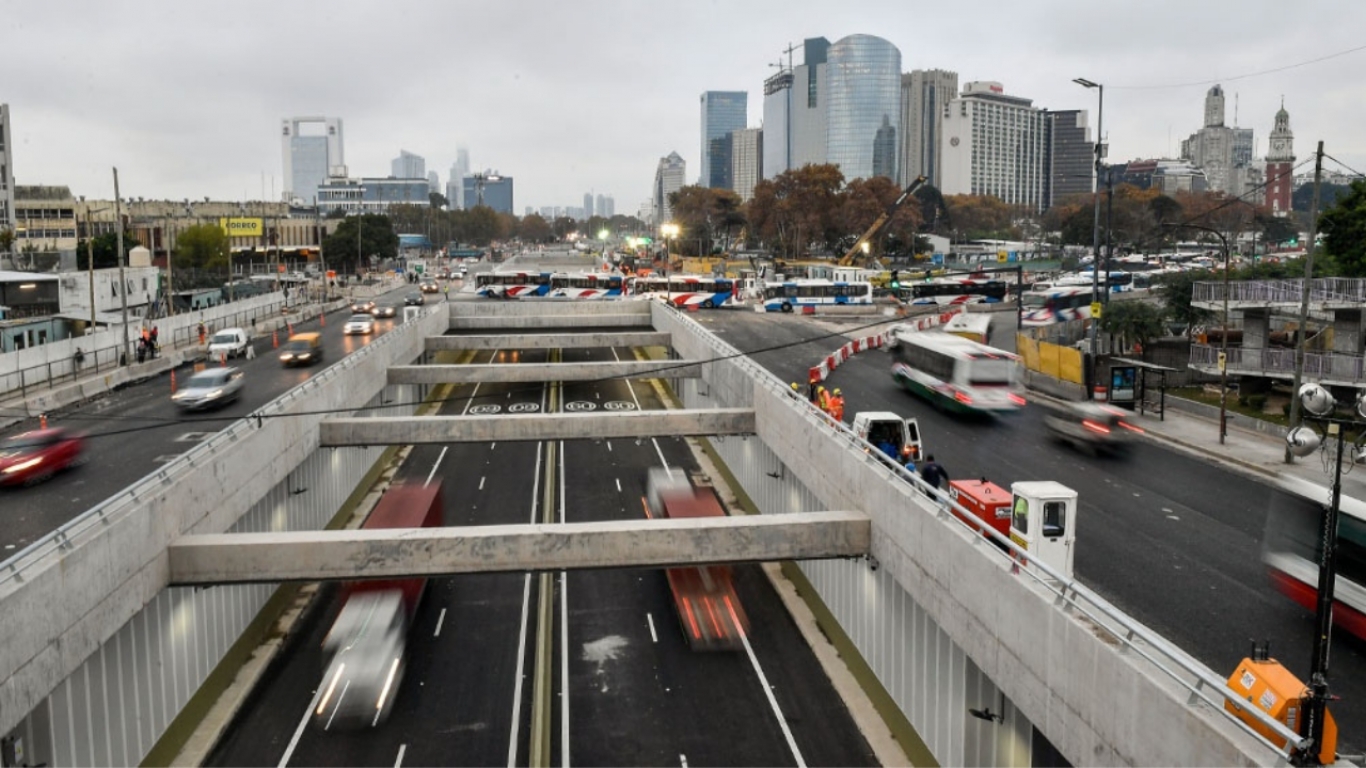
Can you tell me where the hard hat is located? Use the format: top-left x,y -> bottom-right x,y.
833,388 -> 842,395
790,382 -> 800,391
818,385 -> 826,392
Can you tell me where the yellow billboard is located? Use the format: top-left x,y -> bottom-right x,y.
218,217 -> 263,237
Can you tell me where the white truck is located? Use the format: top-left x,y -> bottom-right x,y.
851,411 -> 923,467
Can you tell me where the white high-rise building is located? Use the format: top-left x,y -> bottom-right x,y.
0,104 -> 13,234
939,82 -> 1048,210
428,171 -> 440,194
653,151 -> 686,224
731,128 -> 763,202
1180,85 -> 1256,196
899,69 -> 958,187
281,116 -> 345,205
391,150 -> 425,180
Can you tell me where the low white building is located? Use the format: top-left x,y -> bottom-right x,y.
56,265 -> 159,325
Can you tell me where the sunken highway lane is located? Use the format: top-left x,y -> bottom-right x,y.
0,285 -> 419,555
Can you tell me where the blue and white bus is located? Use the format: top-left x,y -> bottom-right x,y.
1020,286 -> 1094,326
473,271 -> 554,299
547,272 -> 628,300
761,279 -> 874,313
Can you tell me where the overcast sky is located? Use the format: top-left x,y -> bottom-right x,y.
4,0 -> 1363,216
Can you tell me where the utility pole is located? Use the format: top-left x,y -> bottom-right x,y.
84,204 -> 96,332
1286,140 -> 1324,464
113,168 -> 130,366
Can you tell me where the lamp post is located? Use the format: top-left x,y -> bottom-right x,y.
1074,77 -> 1104,396
112,168 -> 130,366
1173,222 -> 1232,443
661,223 -> 680,305
1284,383 -> 1364,765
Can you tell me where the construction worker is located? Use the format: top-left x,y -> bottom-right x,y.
817,385 -> 831,414
808,374 -> 820,403
789,382 -> 802,399
828,388 -> 846,423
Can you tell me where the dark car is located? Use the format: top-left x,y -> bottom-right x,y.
371,304 -> 397,318
419,280 -> 440,294
404,292 -> 425,306
350,300 -> 377,314
0,428 -> 86,486
1043,403 -> 1144,455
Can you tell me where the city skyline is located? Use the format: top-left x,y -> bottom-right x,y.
3,0 -> 1364,217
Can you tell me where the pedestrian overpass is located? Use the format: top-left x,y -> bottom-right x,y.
0,300 -> 1300,766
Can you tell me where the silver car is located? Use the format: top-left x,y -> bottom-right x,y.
172,367 -> 245,410
343,314 -> 376,335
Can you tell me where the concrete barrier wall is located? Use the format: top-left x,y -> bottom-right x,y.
652,303 -> 1277,767
0,307 -> 448,749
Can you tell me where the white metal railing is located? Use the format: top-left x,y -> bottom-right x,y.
1190,344 -> 1366,383
1194,277 -> 1366,306
655,303 -> 1305,761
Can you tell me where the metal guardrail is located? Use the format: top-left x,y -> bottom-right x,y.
1194,277 -> 1366,306
0,307 -> 429,588
1190,343 -> 1366,384
658,305 -> 1305,760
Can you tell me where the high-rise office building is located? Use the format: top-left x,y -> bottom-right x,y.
825,34 -> 901,182
700,91 -> 748,188
939,82 -> 1048,209
281,116 -> 345,205
653,151 -> 686,225
461,172 -> 514,214
0,104 -> 13,234
762,69 -> 794,179
391,150 -> 425,180
596,194 -> 614,219
428,171 -> 440,194
1044,110 -> 1095,208
898,69 -> 958,187
1265,103 -> 1295,217
1181,85 -> 1256,196
790,37 -> 830,170
448,147 -> 471,209
583,193 -> 595,219
731,128 -> 763,202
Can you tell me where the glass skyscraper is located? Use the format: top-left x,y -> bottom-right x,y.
825,34 -> 901,182
699,91 -> 747,188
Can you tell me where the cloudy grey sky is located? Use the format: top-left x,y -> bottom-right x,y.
4,0 -> 1363,216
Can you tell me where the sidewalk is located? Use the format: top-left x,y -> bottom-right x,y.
0,296 -> 353,432
1110,396 -> 1366,506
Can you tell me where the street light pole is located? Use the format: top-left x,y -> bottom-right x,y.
113,167 -> 130,366
1074,77 -> 1104,397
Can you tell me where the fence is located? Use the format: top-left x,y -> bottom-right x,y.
1194,276 -> 1366,306
1016,334 -> 1085,384
1189,343 -> 1366,384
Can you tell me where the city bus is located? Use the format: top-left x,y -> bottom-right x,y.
633,275 -> 737,308
889,328 -> 1025,415
1262,476 -> 1366,640
1020,286 -> 1095,326
473,271 -> 554,299
547,272 -> 628,299
761,279 -> 874,312
909,278 -> 1009,306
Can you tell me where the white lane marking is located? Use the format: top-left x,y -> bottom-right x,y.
394,744 -> 407,767
606,440 -> 612,452
491,442 -> 497,451
434,608 -> 447,637
461,380 -> 485,416
479,476 -> 486,491
612,349 -> 671,475
559,440 -> 571,766
324,680 -> 350,731
739,627 -> 806,767
615,478 -> 622,493
277,678 -> 327,767
424,446 -> 448,487
507,439 -> 544,766
647,613 -> 658,643
680,754 -> 689,767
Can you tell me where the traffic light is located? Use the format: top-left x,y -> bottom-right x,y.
889,270 -> 900,289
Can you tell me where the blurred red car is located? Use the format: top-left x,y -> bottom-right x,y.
0,428 -> 87,486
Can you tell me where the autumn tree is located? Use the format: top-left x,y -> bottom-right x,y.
745,164 -> 845,258
519,213 -> 552,243
833,176 -> 923,259
942,195 -> 1015,240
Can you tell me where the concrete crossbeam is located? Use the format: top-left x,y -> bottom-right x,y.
425,332 -> 670,351
386,360 -> 704,384
446,313 -> 651,329
167,512 -> 871,583
318,408 -> 755,445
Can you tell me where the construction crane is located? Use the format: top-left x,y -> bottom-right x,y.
836,175 -> 928,267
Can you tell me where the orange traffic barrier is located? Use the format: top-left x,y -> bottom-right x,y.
272,329 -> 279,348
40,413 -> 48,430
287,322 -> 294,337
170,369 -> 177,394
319,312 -> 326,327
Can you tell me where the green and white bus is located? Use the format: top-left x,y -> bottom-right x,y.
890,328 -> 1025,415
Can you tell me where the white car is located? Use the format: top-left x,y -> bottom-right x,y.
343,314 -> 376,335
172,367 -> 245,410
207,327 -> 250,359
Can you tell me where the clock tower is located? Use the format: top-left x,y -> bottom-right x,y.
1265,101 -> 1295,217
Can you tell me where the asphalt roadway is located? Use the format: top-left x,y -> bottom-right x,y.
0,283 -> 422,555
208,341 -> 878,767
695,306 -> 1365,752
